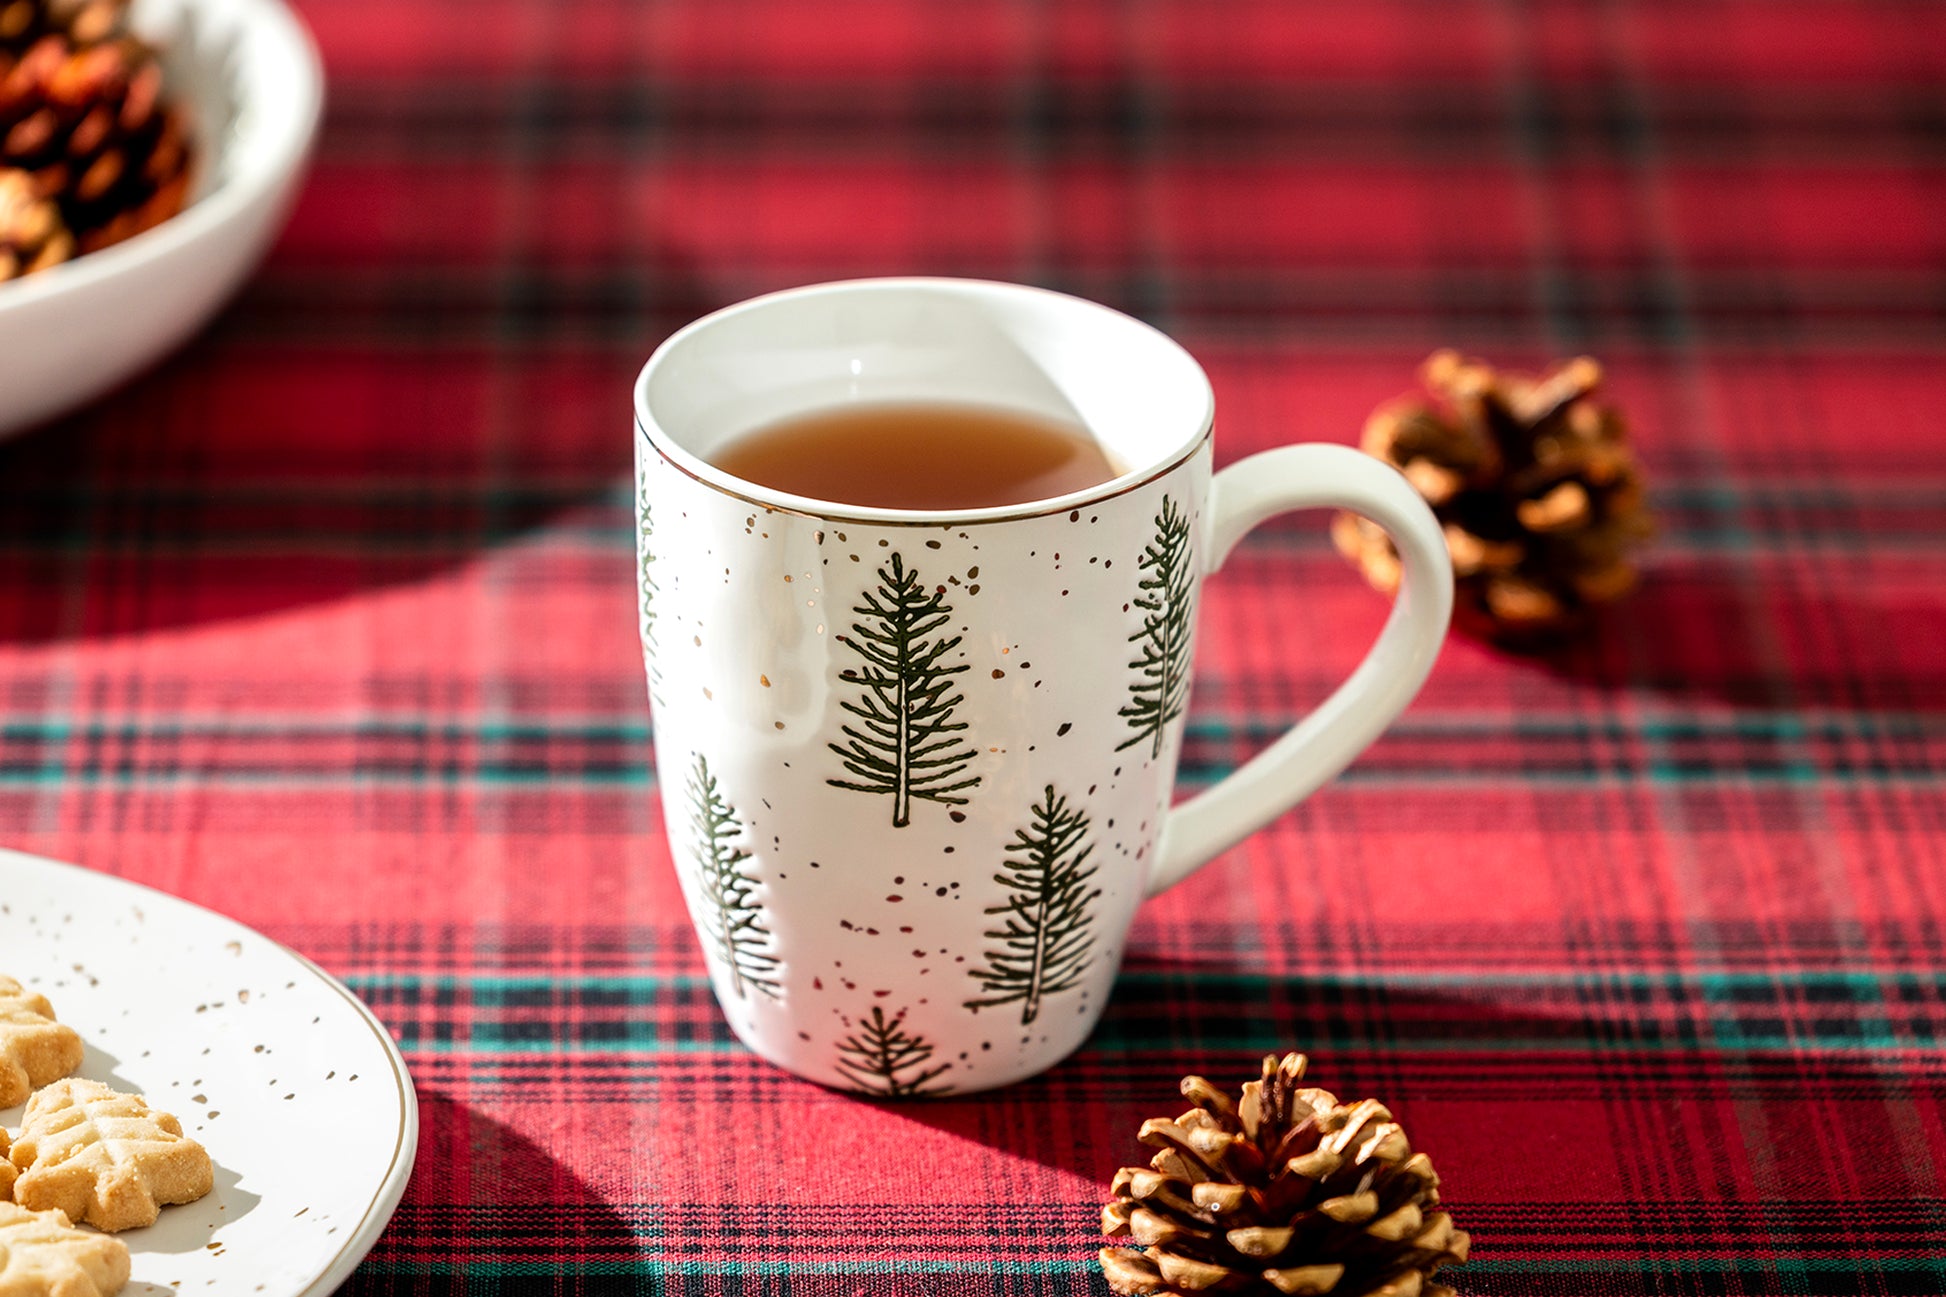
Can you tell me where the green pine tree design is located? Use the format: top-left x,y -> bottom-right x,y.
964,784 -> 1103,1025
827,553 -> 982,827
834,1005 -> 952,1097
685,753 -> 781,1000
1117,495 -> 1195,757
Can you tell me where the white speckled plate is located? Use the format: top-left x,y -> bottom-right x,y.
0,849 -> 417,1296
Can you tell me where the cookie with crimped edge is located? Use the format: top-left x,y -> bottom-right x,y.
0,1128 -> 14,1202
9,1079 -> 214,1233
0,975 -> 85,1108
0,1201 -> 131,1297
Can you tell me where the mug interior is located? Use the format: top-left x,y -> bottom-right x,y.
634,278 -> 1214,521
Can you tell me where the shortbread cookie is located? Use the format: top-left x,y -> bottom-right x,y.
0,976 -> 84,1108
10,1079 -> 213,1233
0,1202 -> 130,1297
0,1128 -> 14,1202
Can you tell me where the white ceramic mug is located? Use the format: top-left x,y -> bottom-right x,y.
633,279 -> 1452,1095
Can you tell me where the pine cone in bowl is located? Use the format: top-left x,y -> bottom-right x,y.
1,0 -> 126,51
0,0 -> 190,265
0,0 -> 321,437
0,164 -> 69,277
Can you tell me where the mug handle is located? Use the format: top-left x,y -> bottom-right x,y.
1146,444 -> 1454,897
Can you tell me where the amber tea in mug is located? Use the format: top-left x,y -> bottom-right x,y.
707,401 -> 1125,510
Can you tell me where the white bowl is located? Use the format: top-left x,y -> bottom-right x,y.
0,0 -> 323,438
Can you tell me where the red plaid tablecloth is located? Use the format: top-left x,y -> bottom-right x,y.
2,0 -> 1944,1292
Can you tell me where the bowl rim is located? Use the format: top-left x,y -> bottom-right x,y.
0,0 -> 324,313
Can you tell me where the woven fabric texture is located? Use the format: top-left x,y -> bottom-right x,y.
0,0 -> 1942,1292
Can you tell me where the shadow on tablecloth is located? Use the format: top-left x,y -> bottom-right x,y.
341,1092 -> 647,1292
1518,563 -> 1946,713
0,249 -> 725,647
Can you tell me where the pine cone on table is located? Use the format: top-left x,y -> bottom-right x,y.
0,0 -> 190,261
1100,1053 -> 1469,1297
0,163 -> 69,277
1334,350 -> 1653,643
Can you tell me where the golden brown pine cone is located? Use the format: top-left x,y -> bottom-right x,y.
0,9 -> 190,257
1335,350 -> 1653,643
1100,1053 -> 1470,1297
0,162 -> 69,277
